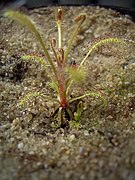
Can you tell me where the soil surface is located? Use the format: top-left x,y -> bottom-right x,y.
0,6 -> 135,180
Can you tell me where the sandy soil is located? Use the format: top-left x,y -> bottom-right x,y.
0,6 -> 135,180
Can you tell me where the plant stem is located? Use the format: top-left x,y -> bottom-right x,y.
58,68 -> 67,108
59,84 -> 67,108
57,23 -> 62,48
56,7 -> 63,49
64,14 -> 86,63
33,32 -> 59,82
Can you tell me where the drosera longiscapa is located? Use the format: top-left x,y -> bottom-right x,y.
4,7 -> 126,128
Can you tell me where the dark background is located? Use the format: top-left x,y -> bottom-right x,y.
1,0 -> 135,21
22,0 -> 135,22
25,0 -> 135,8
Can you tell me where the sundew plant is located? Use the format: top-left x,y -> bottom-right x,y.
4,7 -> 124,128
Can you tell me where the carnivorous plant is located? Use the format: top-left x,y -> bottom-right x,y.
4,7 -> 124,128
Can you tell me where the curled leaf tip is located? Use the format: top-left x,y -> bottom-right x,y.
51,38 -> 57,47
74,13 -> 86,23
56,7 -> 63,22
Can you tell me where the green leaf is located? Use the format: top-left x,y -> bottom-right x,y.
19,91 -> 57,106
21,55 -> 55,83
74,101 -> 84,121
4,10 -> 58,81
80,37 -> 124,67
69,91 -> 107,106
66,66 -> 86,83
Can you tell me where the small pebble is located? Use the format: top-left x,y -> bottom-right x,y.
69,134 -> 75,141
17,142 -> 24,150
84,130 -> 89,136
132,121 -> 135,126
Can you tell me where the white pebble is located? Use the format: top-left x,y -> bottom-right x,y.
84,130 -> 89,136
17,142 -> 24,150
69,134 -> 75,141
132,121 -> 135,126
